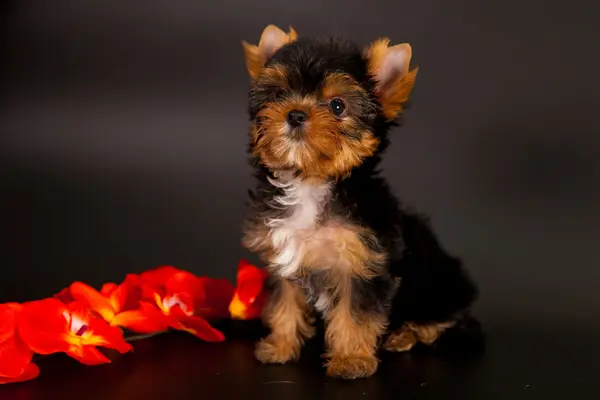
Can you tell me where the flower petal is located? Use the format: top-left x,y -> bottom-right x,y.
100,283 -> 118,296
228,293 -> 247,320
0,303 -> 20,342
112,302 -> 169,334
85,316 -> 133,354
0,363 -> 39,385
67,345 -> 111,366
0,333 -> 34,378
128,273 -> 165,302
111,275 -> 142,312
0,303 -> 34,379
65,302 -> 92,330
70,282 -> 115,322
241,291 -> 267,320
17,299 -> 70,355
175,312 -> 225,342
139,266 -> 182,291
197,278 -> 235,320
54,287 -> 74,304
165,271 -> 205,300
236,260 -> 268,304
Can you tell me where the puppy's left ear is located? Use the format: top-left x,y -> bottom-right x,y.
242,25 -> 298,80
365,39 -> 419,121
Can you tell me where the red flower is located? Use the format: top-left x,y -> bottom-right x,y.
54,287 -> 74,304
18,298 -> 133,365
67,276 -> 167,334
134,266 -> 234,342
0,303 -> 39,385
229,259 -> 268,320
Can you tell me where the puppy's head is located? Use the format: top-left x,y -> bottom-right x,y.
242,25 -> 418,180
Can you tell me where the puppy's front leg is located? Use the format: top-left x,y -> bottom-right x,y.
323,277 -> 388,379
255,277 -> 315,364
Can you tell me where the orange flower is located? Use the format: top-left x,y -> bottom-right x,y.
18,298 -> 133,365
67,276 -> 168,334
229,259 -> 269,320
0,303 -> 39,385
135,266 -> 234,342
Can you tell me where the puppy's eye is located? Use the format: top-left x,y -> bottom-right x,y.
329,98 -> 346,117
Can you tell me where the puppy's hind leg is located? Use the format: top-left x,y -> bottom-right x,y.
382,321 -> 456,352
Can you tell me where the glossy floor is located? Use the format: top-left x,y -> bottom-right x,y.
1,320 -> 597,399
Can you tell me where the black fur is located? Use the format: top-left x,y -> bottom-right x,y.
244,36 -> 477,331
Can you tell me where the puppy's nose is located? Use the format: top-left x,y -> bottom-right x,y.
286,109 -> 308,127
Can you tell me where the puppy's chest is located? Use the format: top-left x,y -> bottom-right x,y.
264,181 -> 358,278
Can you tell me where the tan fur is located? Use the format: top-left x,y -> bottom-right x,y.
365,38 -> 419,121
244,217 -> 386,280
251,91 -> 380,180
255,279 -> 315,364
382,321 -> 456,352
300,221 -> 385,280
324,276 -> 387,379
242,25 -> 298,80
322,73 -> 368,99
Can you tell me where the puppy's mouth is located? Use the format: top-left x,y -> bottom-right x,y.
283,123 -> 307,141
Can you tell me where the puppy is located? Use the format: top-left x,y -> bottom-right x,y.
240,25 -> 478,379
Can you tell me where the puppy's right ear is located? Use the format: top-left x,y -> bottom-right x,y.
365,38 -> 418,121
242,25 -> 298,80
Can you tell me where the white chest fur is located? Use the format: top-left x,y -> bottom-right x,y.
266,177 -> 331,277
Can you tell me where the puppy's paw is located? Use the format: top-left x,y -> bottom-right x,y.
408,321 -> 455,345
383,321 -> 455,352
382,327 -> 417,352
325,354 -> 378,379
254,334 -> 300,364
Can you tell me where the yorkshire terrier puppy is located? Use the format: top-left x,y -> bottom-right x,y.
241,25 -> 478,379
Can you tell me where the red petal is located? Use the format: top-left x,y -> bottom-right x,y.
238,258 -> 252,269
112,302 -> 169,334
115,275 -> 143,312
0,363 -> 39,385
244,290 -> 267,320
0,303 -> 34,379
67,345 -> 111,366
54,287 -> 74,304
139,266 -> 182,290
85,316 -> 132,354
100,283 -> 118,296
65,302 -> 92,327
0,334 -> 34,378
237,259 -> 268,283
106,281 -> 128,314
17,299 -> 70,355
235,261 -> 268,305
0,303 -> 20,342
165,271 -> 205,299
70,282 -> 115,322
235,279 -> 264,305
176,314 -> 225,342
197,278 -> 235,320
128,273 -> 165,302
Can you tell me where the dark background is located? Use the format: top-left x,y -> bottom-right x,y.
1,1 -> 599,394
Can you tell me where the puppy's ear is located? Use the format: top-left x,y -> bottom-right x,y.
365,39 -> 418,121
242,25 -> 298,80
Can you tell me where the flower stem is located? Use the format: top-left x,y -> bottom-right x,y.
125,331 -> 167,342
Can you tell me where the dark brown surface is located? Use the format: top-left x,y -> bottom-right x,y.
0,320 -> 598,399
